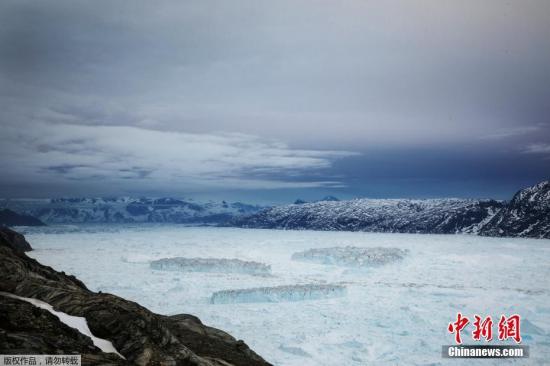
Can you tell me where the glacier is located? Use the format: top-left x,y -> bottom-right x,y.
20,225 -> 550,365
151,257 -> 271,275
291,246 -> 408,267
211,284 -> 346,304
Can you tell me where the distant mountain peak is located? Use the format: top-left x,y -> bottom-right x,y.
319,195 -> 339,202
480,180 -> 550,238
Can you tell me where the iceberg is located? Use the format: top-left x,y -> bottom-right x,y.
150,257 -> 271,275
211,284 -> 346,304
291,246 -> 408,267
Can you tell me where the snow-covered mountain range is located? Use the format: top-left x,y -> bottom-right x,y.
232,180 -> 550,239
232,198 -> 503,234
1,180 -> 548,238
479,180 -> 550,238
0,197 -> 263,224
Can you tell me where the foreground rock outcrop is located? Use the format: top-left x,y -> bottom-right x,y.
0,228 -> 270,366
0,295 -> 127,365
0,227 -> 33,252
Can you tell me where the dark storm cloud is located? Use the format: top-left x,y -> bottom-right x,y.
0,0 -> 549,199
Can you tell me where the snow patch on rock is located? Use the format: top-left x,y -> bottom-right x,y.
0,291 -> 124,358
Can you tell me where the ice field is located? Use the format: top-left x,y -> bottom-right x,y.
21,225 -> 550,365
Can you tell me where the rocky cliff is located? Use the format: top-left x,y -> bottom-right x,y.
479,181 -> 550,239
0,295 -> 127,365
0,228 -> 270,366
0,227 -> 33,252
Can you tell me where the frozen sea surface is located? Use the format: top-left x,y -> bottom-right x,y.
21,225 -> 550,365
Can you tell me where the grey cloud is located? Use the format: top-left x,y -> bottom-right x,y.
43,164 -> 90,175
523,143 -> 550,154
0,0 -> 549,198
2,1 -> 549,145
0,122 -> 356,191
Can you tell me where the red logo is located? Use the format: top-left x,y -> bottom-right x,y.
448,313 -> 521,344
448,312 -> 469,344
498,314 -> 522,343
472,315 -> 493,341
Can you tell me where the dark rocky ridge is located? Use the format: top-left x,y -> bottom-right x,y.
0,227 -> 33,252
479,181 -> 550,239
0,208 -> 45,227
231,198 -> 503,234
0,228 -> 270,366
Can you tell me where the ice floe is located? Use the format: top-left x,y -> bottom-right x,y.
291,246 -> 408,267
211,284 -> 346,304
150,257 -> 271,275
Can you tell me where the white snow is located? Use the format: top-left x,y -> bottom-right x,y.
0,291 -> 124,358
21,225 -> 550,366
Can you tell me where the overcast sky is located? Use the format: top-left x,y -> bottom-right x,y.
1,0 -> 549,202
